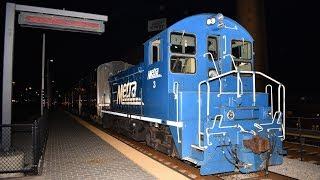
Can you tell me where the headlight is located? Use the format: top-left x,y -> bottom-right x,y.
208,69 -> 218,78
206,17 -> 216,25
227,110 -> 235,120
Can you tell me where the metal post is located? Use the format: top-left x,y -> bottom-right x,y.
71,91 -> 74,108
41,33 -> 45,116
46,57 -> 50,111
2,3 -> 16,151
78,82 -> 82,115
298,117 -> 304,161
32,121 -> 38,174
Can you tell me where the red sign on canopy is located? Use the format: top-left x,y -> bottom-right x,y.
18,12 -> 104,33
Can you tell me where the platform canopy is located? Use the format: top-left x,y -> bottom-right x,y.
15,4 -> 108,34
2,3 -> 108,150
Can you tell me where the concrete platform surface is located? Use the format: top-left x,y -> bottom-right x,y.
11,111 -> 156,180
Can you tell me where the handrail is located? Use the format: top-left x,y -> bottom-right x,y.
237,72 -> 243,98
223,54 -> 238,71
173,82 -> 181,143
197,81 -> 210,148
224,54 -> 244,98
255,71 -> 282,85
0,123 -> 33,127
265,84 -> 273,115
196,69 -> 286,148
287,117 -> 320,120
252,72 -> 256,105
196,70 -> 235,148
203,52 -> 220,74
203,52 -> 223,96
279,84 -> 286,140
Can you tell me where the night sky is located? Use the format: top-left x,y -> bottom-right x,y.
0,0 -> 319,106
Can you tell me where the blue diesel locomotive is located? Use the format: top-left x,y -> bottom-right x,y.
102,13 -> 286,175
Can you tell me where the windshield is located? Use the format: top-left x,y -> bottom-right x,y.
231,40 -> 252,71
232,40 -> 252,60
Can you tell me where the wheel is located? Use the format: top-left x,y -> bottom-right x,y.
146,130 -> 152,147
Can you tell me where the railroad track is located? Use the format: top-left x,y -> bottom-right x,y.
284,129 -> 320,164
86,119 -> 293,180
284,141 -> 320,164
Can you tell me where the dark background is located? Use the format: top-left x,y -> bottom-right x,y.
0,0 -> 319,118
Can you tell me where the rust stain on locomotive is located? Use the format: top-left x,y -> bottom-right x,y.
243,135 -> 270,154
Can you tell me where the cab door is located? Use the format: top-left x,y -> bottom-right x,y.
143,36 -> 168,119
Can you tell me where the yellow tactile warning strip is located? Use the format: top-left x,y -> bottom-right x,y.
71,115 -> 189,180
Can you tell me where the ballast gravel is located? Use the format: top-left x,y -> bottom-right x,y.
269,157 -> 320,180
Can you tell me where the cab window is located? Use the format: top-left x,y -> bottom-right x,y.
170,56 -> 196,74
151,39 -> 160,64
232,40 -> 252,71
208,36 -> 218,60
232,40 -> 252,60
170,32 -> 196,54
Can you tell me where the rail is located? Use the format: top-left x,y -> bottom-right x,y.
285,117 -> 320,161
196,70 -> 286,148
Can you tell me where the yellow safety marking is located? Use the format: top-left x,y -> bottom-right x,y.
71,114 -> 188,180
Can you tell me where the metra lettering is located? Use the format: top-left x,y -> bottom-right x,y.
116,81 -> 144,105
147,68 -> 162,80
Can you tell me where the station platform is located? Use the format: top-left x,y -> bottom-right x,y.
22,111 -> 186,179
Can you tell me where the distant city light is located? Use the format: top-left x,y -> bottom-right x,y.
29,86 -> 32,90
52,80 -> 55,83
50,59 -> 54,62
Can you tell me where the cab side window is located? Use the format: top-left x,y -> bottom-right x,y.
170,56 -> 196,74
170,32 -> 196,74
170,32 -> 196,55
151,39 -> 161,64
